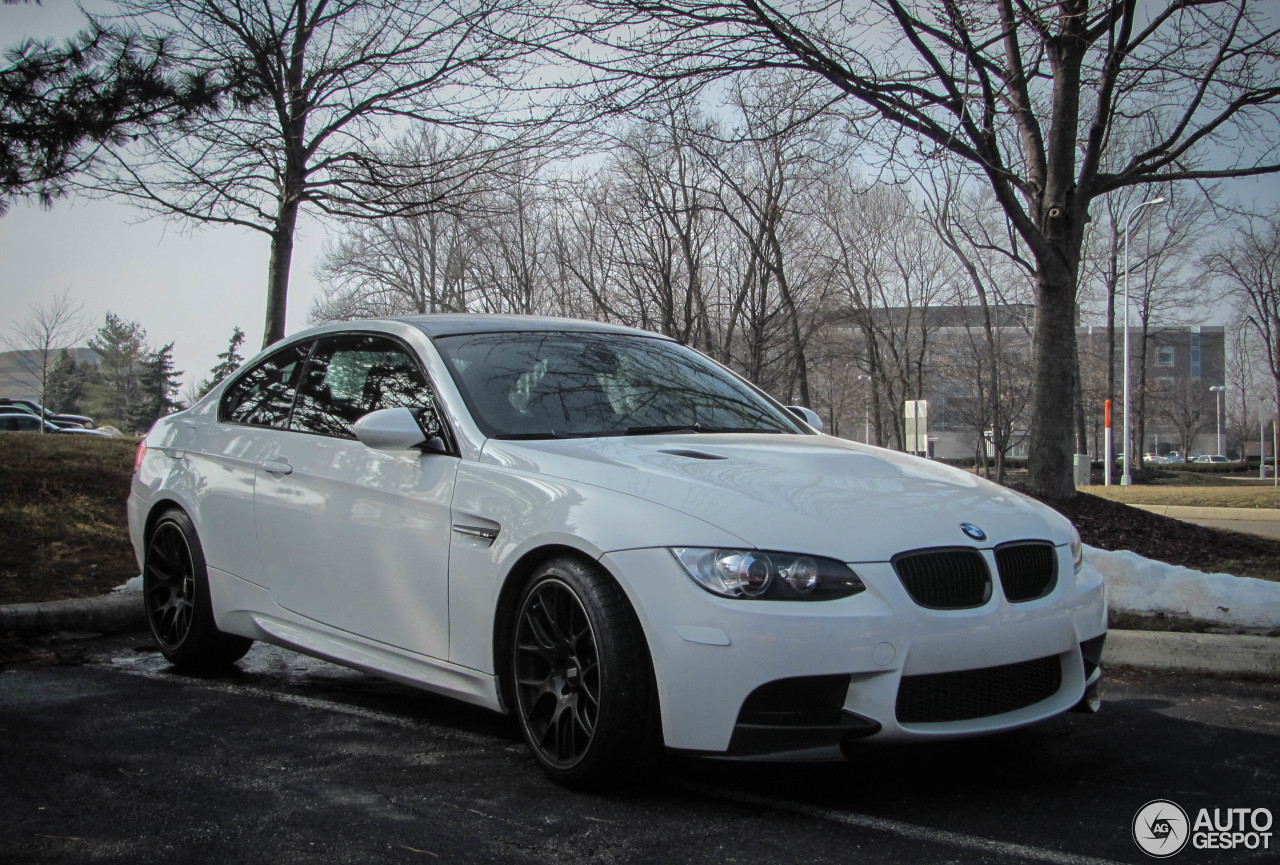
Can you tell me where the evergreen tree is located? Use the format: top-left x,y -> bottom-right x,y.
132,341 -> 183,430
197,326 -> 245,398
86,312 -> 148,429
44,348 -> 98,414
2,21 -> 229,213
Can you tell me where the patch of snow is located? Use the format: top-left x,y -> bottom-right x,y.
1085,545 -> 1280,630
112,575 -> 143,594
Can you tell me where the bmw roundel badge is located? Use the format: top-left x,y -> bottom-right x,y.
960,522 -> 987,542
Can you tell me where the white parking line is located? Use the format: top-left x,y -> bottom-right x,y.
678,783 -> 1128,865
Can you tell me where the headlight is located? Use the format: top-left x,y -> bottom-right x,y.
670,548 -> 866,601
1070,525 -> 1084,573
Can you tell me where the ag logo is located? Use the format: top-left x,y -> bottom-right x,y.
1133,800 -> 1190,858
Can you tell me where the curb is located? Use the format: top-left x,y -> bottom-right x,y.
1,593 -> 1278,680
0,592 -> 145,638
1104,630 -> 1280,678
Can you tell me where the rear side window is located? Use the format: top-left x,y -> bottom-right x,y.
290,334 -> 436,439
221,341 -> 312,428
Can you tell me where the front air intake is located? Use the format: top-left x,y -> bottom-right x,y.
896,655 -> 1063,723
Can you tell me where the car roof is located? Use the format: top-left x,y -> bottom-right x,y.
388,314 -> 669,340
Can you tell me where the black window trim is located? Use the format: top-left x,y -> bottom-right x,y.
218,337 -> 316,429
221,329 -> 457,455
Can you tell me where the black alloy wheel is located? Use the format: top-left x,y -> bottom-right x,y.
514,577 -> 601,769
142,509 -> 252,669
511,557 -> 659,788
144,519 -> 197,651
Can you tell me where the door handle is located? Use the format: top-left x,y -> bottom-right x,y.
262,457 -> 294,476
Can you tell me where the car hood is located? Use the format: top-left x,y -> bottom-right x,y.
479,434 -> 1072,562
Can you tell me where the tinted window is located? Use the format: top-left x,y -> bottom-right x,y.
433,331 -> 801,440
0,414 -> 41,431
221,342 -> 311,428
290,334 -> 437,439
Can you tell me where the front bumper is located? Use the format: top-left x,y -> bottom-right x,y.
601,547 -> 1108,755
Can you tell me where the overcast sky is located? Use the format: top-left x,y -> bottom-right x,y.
3,2 -> 1276,398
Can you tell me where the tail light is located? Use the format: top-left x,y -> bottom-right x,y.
134,440 -> 147,474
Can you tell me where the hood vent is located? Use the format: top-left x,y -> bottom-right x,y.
659,449 -> 727,461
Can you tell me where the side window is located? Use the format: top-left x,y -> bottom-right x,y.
290,334 -> 438,439
221,342 -> 312,428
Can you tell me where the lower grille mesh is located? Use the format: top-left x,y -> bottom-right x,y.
896,655 -> 1062,723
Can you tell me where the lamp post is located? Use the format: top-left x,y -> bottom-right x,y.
1209,385 -> 1225,456
1121,195 -> 1167,485
857,374 -> 871,444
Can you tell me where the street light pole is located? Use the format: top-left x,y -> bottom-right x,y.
1121,195 -> 1167,485
1210,385 -> 1225,456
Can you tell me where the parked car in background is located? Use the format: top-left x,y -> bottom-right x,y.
129,315 -> 1107,788
0,398 -> 95,429
53,427 -> 118,437
1193,454 -> 1231,463
0,412 -> 62,432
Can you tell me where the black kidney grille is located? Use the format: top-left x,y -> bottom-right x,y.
896,655 -> 1063,724
996,542 -> 1058,602
893,549 -> 991,609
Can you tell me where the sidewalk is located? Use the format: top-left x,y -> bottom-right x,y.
1131,504 -> 1280,541
2,590 -> 1277,679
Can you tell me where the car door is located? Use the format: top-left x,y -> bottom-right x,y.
252,332 -> 457,660
197,339 -> 313,585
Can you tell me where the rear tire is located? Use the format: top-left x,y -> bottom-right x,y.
511,556 -> 660,788
143,509 -> 252,669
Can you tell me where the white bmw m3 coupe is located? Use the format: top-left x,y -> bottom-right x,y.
129,315 -> 1106,787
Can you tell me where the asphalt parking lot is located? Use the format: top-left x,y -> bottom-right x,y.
1,634 -> 1277,865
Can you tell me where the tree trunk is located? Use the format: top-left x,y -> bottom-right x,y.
263,193 -> 301,348
1026,262 -> 1079,498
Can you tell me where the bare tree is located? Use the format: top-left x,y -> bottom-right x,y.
1205,214 -> 1280,426
1154,377 -> 1211,458
3,287 -> 91,424
87,0 -> 545,348
1111,190 -> 1216,470
561,0 -> 1280,497
1224,317 -> 1260,460
819,180 -> 954,450
918,175 -> 1036,481
311,129 -> 497,322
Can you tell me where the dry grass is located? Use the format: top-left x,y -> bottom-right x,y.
0,434 -> 139,604
1081,484 -> 1280,509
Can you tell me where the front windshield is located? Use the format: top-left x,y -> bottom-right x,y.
433,331 -> 803,440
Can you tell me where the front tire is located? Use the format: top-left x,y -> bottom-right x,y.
511,556 -> 659,788
143,509 -> 252,669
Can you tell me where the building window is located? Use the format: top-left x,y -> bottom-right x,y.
1156,346 -> 1175,367
1156,376 -> 1176,391
1190,332 -> 1201,379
